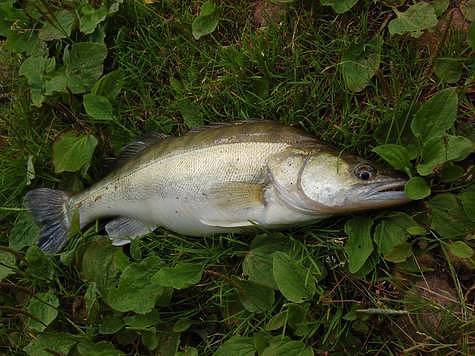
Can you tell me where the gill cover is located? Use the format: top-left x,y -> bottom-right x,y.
267,148 -> 335,214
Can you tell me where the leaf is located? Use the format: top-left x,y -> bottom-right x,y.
461,0 -> 475,21
52,132 -> 98,173
77,341 -> 125,356
44,69 -> 68,96
92,69 -> 124,101
98,314 -> 125,334
469,22 -> 475,50
19,55 -> 56,107
440,163 -> 465,183
214,336 -> 256,356
242,234 -> 291,289
459,190 -> 475,222
272,252 -> 316,303
176,347 -> 199,356
432,0 -> 449,16
124,309 -> 160,329
417,135 -> 473,176
25,246 -> 55,280
320,0 -> 359,14
172,318 -> 192,332
155,331 -> 180,355
178,101 -> 204,128
344,216 -> 374,273
0,250 -> 16,281
236,279 -> 275,312
8,211 -> 40,250
39,10 -> 75,41
64,42 -> 108,94
265,311 -> 287,330
23,333 -> 77,356
340,37 -> 382,92
81,239 -> 128,293
434,58 -> 463,83
83,93 -> 114,121
262,340 -> 314,356
142,329 -> 159,351
106,256 -> 165,314
404,177 -> 431,200
26,291 -> 59,332
448,241 -> 473,259
372,144 -> 411,171
85,282 -> 98,316
152,263 -> 202,289
410,88 -> 458,141
192,1 -> 219,40
388,2 -> 438,38
79,3 -> 108,35
384,242 -> 412,263
428,193 -> 475,238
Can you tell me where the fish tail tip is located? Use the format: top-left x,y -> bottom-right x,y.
24,188 -> 71,253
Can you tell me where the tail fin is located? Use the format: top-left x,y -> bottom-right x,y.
24,188 -> 71,253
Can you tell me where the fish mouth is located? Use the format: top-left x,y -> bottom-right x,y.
361,179 -> 409,202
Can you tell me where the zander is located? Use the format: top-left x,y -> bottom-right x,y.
25,121 -> 409,253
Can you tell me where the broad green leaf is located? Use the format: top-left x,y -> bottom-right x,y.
8,211 -> 40,250
388,2 -> 438,38
320,0 -> 359,14
428,193 -> 475,238
214,336 -> 256,356
39,10 -> 75,41
5,30 -> 47,56
106,256 -> 165,313
459,189 -> 475,222
410,88 -> 458,141
85,282 -> 98,316
83,93 -> 114,121
98,314 -> 125,334
79,3 -> 108,34
434,58 -> 463,83
262,340 -> 314,356
92,70 -> 124,101
124,309 -> 160,329
448,241 -> 473,259
81,239 -> 128,293
372,144 -> 411,171
192,1 -> 219,40
24,333 -> 77,356
469,22 -> 475,50
142,329 -> 159,351
78,341 -> 125,356
176,347 -> 199,356
178,101 -> 204,128
236,279 -> 275,312
404,177 -> 431,200
19,55 -> 56,107
266,311 -> 287,330
64,42 -> 108,94
384,242 -> 412,263
44,69 -> 68,95
344,216 -> 374,273
432,0 -> 449,16
26,291 -> 59,332
417,135 -> 473,176
340,37 -> 382,92
0,250 -> 16,281
461,0 -> 475,21
272,252 -> 316,303
52,132 -> 98,173
242,234 -> 291,289
172,318 -> 192,332
152,263 -> 202,289
440,163 -> 465,183
407,225 -> 426,236
25,246 -> 55,280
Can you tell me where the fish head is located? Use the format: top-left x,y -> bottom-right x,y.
269,148 -> 410,215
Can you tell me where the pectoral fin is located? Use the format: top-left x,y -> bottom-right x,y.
199,182 -> 265,228
105,217 -> 157,246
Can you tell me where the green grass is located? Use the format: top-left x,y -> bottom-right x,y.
1,1 -> 474,355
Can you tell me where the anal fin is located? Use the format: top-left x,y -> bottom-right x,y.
105,217 -> 156,246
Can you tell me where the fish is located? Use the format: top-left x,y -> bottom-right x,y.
24,121 -> 410,253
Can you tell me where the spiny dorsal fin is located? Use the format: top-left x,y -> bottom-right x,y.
117,132 -> 169,162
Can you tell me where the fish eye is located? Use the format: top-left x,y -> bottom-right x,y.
354,164 -> 375,181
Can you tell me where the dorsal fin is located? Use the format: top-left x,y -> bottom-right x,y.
117,132 -> 169,162
188,120 -> 273,133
